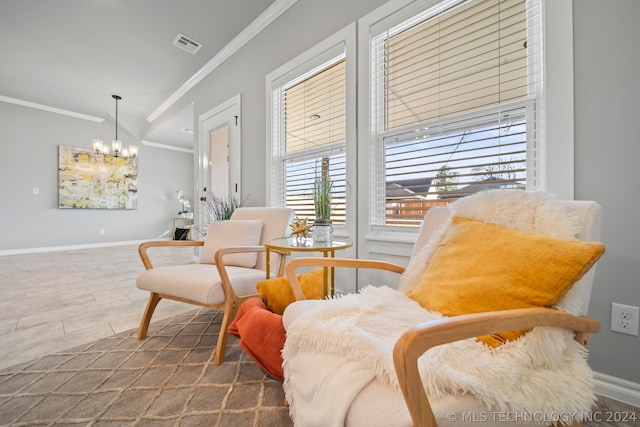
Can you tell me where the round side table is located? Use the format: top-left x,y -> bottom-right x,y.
265,236 -> 353,296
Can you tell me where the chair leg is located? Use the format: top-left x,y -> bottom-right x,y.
213,299 -> 240,366
138,292 -> 161,339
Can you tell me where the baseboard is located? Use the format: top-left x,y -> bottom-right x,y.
594,371 -> 640,407
0,240 -> 163,257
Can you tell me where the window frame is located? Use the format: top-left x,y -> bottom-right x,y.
266,23 -> 357,237
368,0 -> 543,229
356,0 -> 572,244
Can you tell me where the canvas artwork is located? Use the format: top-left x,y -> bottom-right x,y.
58,145 -> 137,209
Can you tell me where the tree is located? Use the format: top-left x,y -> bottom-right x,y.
433,165 -> 458,194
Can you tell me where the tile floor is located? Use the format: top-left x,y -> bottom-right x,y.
0,244 -> 196,371
0,244 -> 638,425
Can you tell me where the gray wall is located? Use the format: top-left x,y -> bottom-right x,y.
574,0 -> 640,384
0,102 -> 193,250
154,0 -> 388,207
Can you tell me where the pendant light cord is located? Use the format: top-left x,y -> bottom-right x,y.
112,94 -> 121,141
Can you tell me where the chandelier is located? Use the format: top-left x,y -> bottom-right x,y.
92,95 -> 138,158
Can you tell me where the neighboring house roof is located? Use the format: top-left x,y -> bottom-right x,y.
386,177 -> 525,201
386,178 -> 433,199
440,176 -> 525,199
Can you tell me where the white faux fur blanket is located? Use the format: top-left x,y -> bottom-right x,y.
282,190 -> 600,426
283,287 -> 595,421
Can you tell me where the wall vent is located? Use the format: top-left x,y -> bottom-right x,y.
172,33 -> 202,54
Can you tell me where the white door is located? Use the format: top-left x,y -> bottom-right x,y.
197,94 -> 241,225
209,125 -> 229,197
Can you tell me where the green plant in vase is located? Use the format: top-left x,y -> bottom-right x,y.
313,171 -> 333,242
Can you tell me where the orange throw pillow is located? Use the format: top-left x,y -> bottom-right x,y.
407,216 -> 605,347
256,269 -> 325,315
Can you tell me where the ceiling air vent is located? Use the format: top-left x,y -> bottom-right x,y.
173,33 -> 202,54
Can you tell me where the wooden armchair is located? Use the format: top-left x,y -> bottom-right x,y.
282,190 -> 604,427
136,207 -> 293,365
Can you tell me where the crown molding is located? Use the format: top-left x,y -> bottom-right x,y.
0,95 -> 105,123
141,139 -> 194,154
146,0 -> 298,123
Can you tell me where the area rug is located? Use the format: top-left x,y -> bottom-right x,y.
0,309 -> 292,426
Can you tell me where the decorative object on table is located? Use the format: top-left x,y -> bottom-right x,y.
176,190 -> 191,217
172,216 -> 193,240
312,165 -> 333,242
289,216 -> 311,246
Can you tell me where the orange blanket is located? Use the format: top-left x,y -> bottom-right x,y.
227,298 -> 286,381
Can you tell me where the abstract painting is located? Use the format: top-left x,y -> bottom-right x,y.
58,145 -> 137,209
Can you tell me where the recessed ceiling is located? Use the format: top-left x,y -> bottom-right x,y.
0,0 -> 279,150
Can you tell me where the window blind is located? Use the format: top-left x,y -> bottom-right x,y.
272,57 -> 347,224
284,150 -> 347,223
285,60 -> 346,153
384,106 -> 528,225
371,0 -> 541,227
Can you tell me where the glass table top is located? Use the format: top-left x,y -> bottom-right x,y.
265,236 -> 353,251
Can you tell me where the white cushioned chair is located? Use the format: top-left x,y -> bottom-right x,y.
282,190 -> 604,427
136,207 -> 293,365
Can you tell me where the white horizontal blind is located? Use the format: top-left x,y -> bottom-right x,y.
273,57 -> 347,224
285,60 -> 346,153
284,150 -> 347,223
371,0 -> 541,227
384,106 -> 528,225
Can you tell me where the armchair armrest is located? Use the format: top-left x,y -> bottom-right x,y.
284,257 -> 406,301
138,240 -> 204,270
213,246 -> 291,300
392,307 -> 601,427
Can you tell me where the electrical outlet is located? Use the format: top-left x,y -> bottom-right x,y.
611,303 -> 639,336
99,229 -> 105,235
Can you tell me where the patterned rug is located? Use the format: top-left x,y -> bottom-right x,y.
0,309 -> 292,426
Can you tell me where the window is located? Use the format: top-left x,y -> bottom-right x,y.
370,0 -> 541,227
271,55 -> 347,224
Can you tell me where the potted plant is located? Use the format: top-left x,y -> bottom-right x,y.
176,190 -> 192,217
191,191 -> 245,239
312,171 -> 333,242
204,191 -> 243,222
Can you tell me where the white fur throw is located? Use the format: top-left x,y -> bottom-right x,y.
283,190 -> 600,424
284,286 -> 595,421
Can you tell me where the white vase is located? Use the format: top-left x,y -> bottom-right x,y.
312,220 -> 333,242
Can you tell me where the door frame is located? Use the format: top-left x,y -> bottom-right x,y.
197,94 -> 241,225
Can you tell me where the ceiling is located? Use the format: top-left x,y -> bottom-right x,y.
0,0 -> 278,150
